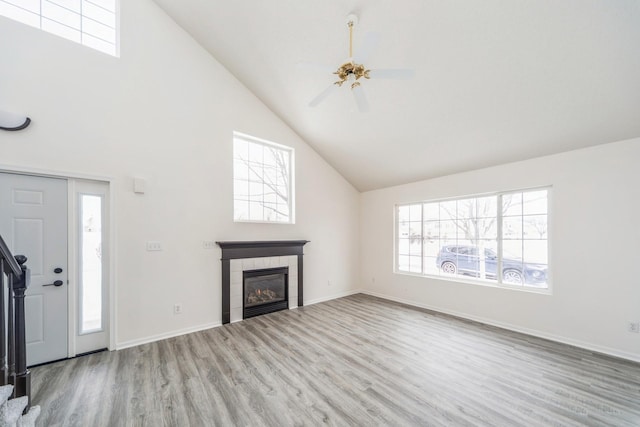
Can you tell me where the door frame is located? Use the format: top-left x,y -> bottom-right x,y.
0,164 -> 116,355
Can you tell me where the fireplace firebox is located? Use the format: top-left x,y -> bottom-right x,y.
243,267 -> 288,319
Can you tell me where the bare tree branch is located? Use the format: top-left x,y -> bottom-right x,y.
235,146 -> 290,220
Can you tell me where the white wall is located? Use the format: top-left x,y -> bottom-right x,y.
0,0 -> 359,347
360,138 -> 640,361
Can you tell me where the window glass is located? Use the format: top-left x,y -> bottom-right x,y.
396,189 -> 549,289
80,194 -> 103,333
233,132 -> 294,223
0,0 -> 118,56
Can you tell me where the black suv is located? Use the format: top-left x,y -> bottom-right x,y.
436,245 -> 547,286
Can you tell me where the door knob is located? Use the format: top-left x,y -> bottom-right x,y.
54,268 -> 63,274
43,280 -> 64,287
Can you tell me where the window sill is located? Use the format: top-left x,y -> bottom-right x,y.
393,270 -> 552,295
234,219 -> 295,225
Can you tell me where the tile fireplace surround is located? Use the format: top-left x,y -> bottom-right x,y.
216,241 -> 309,324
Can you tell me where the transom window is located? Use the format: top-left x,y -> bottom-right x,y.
233,132 -> 294,224
396,188 -> 549,289
0,0 -> 118,56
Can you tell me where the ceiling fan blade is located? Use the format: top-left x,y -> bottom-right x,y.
352,85 -> 370,113
368,69 -> 415,80
296,62 -> 336,74
309,83 -> 339,107
353,31 -> 380,63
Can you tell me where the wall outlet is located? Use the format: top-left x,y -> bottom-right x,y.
327,280 -> 332,287
203,241 -> 216,249
628,322 -> 640,333
174,304 -> 182,315
146,241 -> 162,251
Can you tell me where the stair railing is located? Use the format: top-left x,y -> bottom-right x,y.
0,233 -> 31,413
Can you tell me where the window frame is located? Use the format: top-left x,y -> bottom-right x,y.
0,0 -> 120,57
233,131 -> 295,224
394,186 -> 551,293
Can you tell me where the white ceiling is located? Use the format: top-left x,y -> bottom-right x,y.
152,0 -> 640,191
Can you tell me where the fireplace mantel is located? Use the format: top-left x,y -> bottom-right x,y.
217,240 -> 309,259
216,240 -> 309,324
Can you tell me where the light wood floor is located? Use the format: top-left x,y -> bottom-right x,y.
31,294 -> 640,426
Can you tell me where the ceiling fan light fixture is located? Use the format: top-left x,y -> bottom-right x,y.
334,62 -> 370,87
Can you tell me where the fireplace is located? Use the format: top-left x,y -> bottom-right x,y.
216,240 -> 309,324
243,267 -> 288,319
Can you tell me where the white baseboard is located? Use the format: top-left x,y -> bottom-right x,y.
115,290 -> 362,349
116,321 -> 222,350
304,289 -> 362,306
360,290 -> 640,364
116,290 -> 638,363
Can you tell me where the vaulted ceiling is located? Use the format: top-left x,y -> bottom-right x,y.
152,0 -> 640,191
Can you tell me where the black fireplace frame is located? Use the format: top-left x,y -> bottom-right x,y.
243,267 -> 289,319
216,240 -> 309,325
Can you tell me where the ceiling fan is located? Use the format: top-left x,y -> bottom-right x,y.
303,14 -> 415,112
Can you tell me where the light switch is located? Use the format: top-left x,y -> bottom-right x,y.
134,177 -> 146,194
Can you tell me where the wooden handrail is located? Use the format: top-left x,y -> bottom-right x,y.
0,235 -> 21,278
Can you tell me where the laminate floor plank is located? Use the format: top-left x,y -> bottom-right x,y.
30,294 -> 640,426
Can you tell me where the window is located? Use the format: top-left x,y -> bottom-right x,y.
396,188 -> 549,289
79,193 -> 103,333
233,132 -> 294,223
74,179 -> 110,355
0,0 -> 118,56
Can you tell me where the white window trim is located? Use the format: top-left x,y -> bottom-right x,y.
394,186 -> 552,294
233,132 -> 295,224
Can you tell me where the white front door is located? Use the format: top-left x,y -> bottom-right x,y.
0,172 -> 68,366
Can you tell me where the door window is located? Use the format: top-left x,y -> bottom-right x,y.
79,194 -> 103,334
